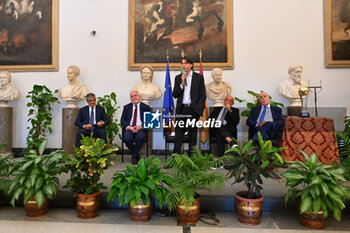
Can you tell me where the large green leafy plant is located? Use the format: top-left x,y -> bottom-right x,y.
7,140 -> 64,207
0,149 -> 11,194
97,92 -> 122,148
224,133 -> 286,199
64,135 -> 118,195
107,157 -> 172,208
336,116 -> 350,162
26,85 -> 59,152
165,147 -> 226,211
281,151 -> 350,221
235,90 -> 284,117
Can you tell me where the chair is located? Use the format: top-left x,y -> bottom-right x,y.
164,132 -> 190,160
121,130 -> 149,163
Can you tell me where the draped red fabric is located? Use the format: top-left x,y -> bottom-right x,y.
281,116 -> 339,165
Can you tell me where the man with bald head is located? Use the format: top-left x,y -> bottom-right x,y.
121,90 -> 151,164
247,92 -> 285,142
209,95 -> 240,157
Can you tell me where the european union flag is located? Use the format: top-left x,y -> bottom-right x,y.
162,62 -> 174,136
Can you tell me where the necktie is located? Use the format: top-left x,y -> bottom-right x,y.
258,106 -> 267,123
90,107 -> 95,131
132,105 -> 137,126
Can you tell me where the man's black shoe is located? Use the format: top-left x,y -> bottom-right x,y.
223,165 -> 234,170
131,156 -> 139,165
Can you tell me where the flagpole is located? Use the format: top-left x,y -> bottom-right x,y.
198,49 -> 209,146
163,49 -> 175,138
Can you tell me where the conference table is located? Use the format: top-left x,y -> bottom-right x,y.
280,116 -> 339,165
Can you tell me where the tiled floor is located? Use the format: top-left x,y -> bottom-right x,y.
1,154 -> 350,233
0,207 -> 349,233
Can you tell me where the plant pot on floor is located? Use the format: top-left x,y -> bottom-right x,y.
297,198 -> 327,229
128,197 -> 154,222
299,211 -> 327,229
76,191 -> 101,219
24,198 -> 49,217
175,194 -> 200,226
235,191 -> 263,225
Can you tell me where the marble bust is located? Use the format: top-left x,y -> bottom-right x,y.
58,65 -> 89,107
278,65 -> 308,106
206,68 -> 232,106
133,65 -> 162,106
0,71 -> 19,106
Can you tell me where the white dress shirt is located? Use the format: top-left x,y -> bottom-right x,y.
182,71 -> 192,105
89,106 -> 96,124
129,103 -> 142,126
256,104 -> 273,126
217,107 -> 227,125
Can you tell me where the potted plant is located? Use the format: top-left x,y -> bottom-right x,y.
165,147 -> 226,225
336,116 -> 350,162
224,133 -> 286,225
7,140 -> 64,217
235,90 -> 284,117
26,85 -> 59,153
107,157 -> 172,222
0,144 -> 11,194
281,150 -> 350,229
97,92 -> 122,148
63,134 -> 118,219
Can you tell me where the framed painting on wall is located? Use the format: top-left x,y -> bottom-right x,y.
128,0 -> 233,70
324,0 -> 350,67
0,0 -> 58,72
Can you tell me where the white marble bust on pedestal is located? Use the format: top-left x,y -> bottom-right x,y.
133,65 -> 162,106
0,71 -> 20,107
58,65 -> 89,108
278,65 -> 308,106
206,68 -> 232,106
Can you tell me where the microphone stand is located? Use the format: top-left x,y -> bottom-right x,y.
308,80 -> 322,116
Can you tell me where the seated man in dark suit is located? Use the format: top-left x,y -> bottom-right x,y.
75,93 -> 109,147
209,95 -> 240,157
247,91 -> 285,142
121,90 -> 151,165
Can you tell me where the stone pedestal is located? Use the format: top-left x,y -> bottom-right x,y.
287,106 -> 301,116
212,99 -> 224,107
0,107 -> 13,155
62,107 -> 79,154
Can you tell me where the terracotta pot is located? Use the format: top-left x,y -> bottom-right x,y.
76,191 -> 101,219
24,198 -> 49,217
128,197 -> 153,222
175,193 -> 200,226
297,198 -> 326,229
235,191 -> 263,225
299,212 -> 327,229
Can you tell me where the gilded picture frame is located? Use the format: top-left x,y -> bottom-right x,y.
324,0 -> 350,67
128,0 -> 233,70
0,0 -> 58,72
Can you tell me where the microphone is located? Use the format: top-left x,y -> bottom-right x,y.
184,78 -> 187,86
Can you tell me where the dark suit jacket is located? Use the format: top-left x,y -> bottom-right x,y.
121,102 -> 151,133
209,106 -> 240,139
246,105 -> 285,139
75,105 -> 109,129
172,71 -> 206,116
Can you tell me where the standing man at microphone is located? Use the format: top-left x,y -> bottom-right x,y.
172,56 -> 206,155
